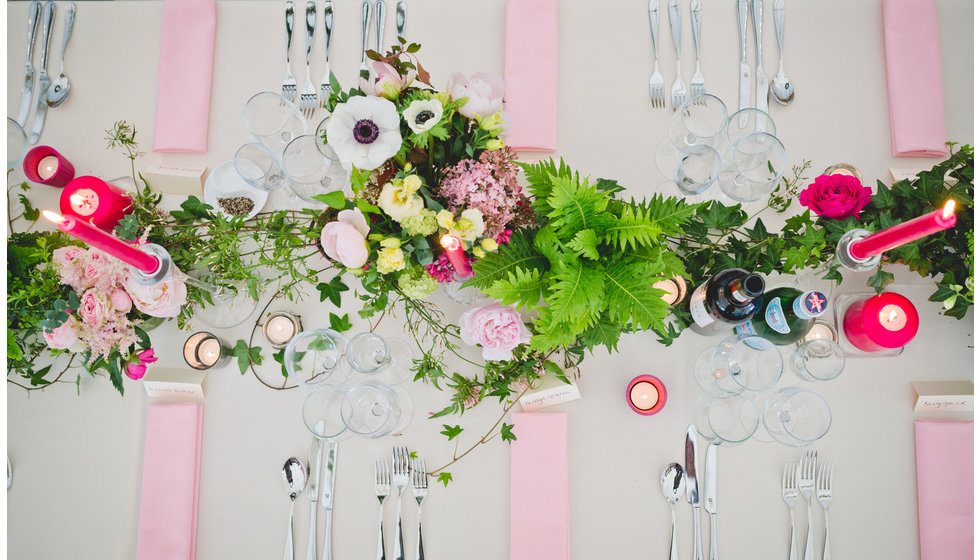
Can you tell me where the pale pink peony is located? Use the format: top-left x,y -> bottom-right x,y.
447,72 -> 505,118
43,316 -> 80,350
124,274 -> 188,318
321,209 -> 370,268
459,303 -> 531,361
79,290 -> 109,325
109,290 -> 133,313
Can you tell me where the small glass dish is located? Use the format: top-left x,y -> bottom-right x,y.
204,160 -> 267,220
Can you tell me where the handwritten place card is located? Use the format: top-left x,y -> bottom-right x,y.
912,380 -> 973,414
142,367 -> 207,402
142,159 -> 207,196
519,376 -> 581,412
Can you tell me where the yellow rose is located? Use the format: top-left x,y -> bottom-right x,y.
402,174 -> 422,194
481,238 -> 499,252
437,209 -> 455,230
376,246 -> 406,273
472,246 -> 486,258
378,182 -> 424,222
486,139 -> 504,151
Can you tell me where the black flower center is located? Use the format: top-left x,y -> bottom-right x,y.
415,110 -> 436,125
353,119 -> 380,144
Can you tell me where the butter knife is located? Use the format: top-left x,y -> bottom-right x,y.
359,0 -> 372,81
395,0 -> 406,41
736,0 -> 751,127
685,425 -> 703,560
29,0 -> 55,145
750,0 -> 768,130
319,439 -> 338,560
17,1 -> 41,128
704,442 -> 719,560
375,0 -> 386,54
305,421 -> 325,560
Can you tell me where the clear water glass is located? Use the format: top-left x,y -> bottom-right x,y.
655,139 -> 721,196
341,382 -> 414,438
694,392 -> 760,444
763,387 -> 833,447
792,339 -> 846,382
284,329 -> 352,392
711,334 -> 784,394
346,333 -> 415,384
667,94 -> 729,150
7,118 -> 27,171
243,91 -> 307,152
302,389 -> 349,440
718,132 -> 787,202
234,142 -> 286,192
725,108 -> 777,146
282,134 -> 349,203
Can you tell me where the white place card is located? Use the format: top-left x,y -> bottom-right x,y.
912,380 -> 973,413
142,159 -> 207,196
142,367 -> 207,402
519,376 -> 581,412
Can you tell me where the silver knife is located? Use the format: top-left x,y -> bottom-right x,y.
375,0 -> 386,54
736,0 -> 751,127
685,425 -> 703,560
750,0 -> 768,130
319,439 -> 338,560
395,0 -> 406,41
359,0 -> 372,80
305,421 -> 325,560
29,0 -> 55,145
704,442 -> 719,560
17,1 -> 41,128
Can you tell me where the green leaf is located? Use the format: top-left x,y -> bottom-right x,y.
699,201 -> 746,230
745,218 -> 772,242
545,173 -> 612,239
329,312 -> 353,332
872,180 -> 898,209
317,275 -> 349,306
567,229 -> 600,260
232,340 -> 263,374
312,190 -> 348,209
467,228 -> 550,290
595,178 -> 626,193
546,259 -> 605,323
868,268 -> 896,293
440,424 -> 464,440
500,422 -> 517,443
485,268 -> 546,311
436,472 -> 453,487
599,258 -> 671,333
107,356 -> 125,395
578,320 -> 623,352
272,348 -> 288,378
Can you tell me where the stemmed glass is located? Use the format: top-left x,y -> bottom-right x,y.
341,382 -> 414,438
302,389 -> 350,440
724,108 -> 776,147
7,118 -> 27,171
243,91 -> 308,152
346,332 -> 415,385
694,392 -> 760,444
284,329 -> 352,392
656,140 -> 722,195
792,339 -> 846,382
763,387 -> 833,446
694,334 -> 784,395
717,132 -> 787,202
235,142 -> 287,192
666,94 -> 729,150
282,134 -> 349,203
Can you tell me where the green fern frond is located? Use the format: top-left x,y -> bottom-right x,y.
484,267 -> 547,311
578,320 -> 623,352
545,259 -> 605,323
599,259 -> 671,334
529,308 -> 586,353
567,229 -> 600,260
466,228 -> 550,290
602,203 -> 665,251
546,174 -> 613,239
518,159 -> 574,216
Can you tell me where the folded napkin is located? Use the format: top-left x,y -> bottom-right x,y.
882,0 -> 947,157
914,420 -> 973,560
510,412 -> 569,560
152,0 -> 216,153
136,403 -> 204,560
503,0 -> 558,152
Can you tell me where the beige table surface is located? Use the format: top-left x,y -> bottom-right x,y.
6,0 -> 974,558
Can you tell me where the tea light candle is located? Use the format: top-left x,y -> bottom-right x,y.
842,292 -> 919,352
626,374 -> 667,416
183,332 -> 229,370
22,145 -> 76,187
262,311 -> 302,348
651,276 -> 688,306
801,320 -> 838,344
823,163 -> 863,183
60,176 -> 133,231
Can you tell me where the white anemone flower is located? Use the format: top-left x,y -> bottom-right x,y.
403,99 -> 444,135
326,96 -> 402,171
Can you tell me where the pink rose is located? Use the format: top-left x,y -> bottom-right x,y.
43,316 -> 80,350
459,303 -> 531,361
320,209 -> 370,268
79,290 -> 109,325
52,246 -> 86,269
124,275 -> 188,318
359,62 -> 415,100
109,290 -> 133,313
798,174 -> 873,220
126,348 -> 158,380
447,72 -> 505,118
83,250 -> 111,287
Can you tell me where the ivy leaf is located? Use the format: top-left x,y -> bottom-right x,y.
329,312 -> 353,332
868,268 -> 896,293
745,218 -> 771,242
595,178 -> 626,193
312,190 -> 348,209
500,423 -> 517,444
440,424 -> 464,440
316,275 -> 349,306
699,201 -> 746,230
872,180 -> 899,209
783,210 -> 814,235
437,472 -> 453,487
781,246 -> 810,273
232,340 -> 264,374
272,348 -> 288,378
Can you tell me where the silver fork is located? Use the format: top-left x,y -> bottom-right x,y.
798,450 -> 817,560
282,1 -> 297,102
299,1 -> 318,118
319,1 -> 334,109
647,0 -> 664,109
374,460 -> 390,560
667,0 -> 687,110
391,446 -> 410,560
781,462 -> 798,560
817,463 -> 834,560
412,458 -> 428,560
689,0 -> 705,100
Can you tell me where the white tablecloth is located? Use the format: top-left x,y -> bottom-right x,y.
6,1 -> 974,558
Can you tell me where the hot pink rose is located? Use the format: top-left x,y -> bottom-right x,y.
43,316 -> 80,350
79,290 -> 109,325
459,303 -> 531,361
109,290 -> 133,313
52,246 -> 86,269
359,62 -> 415,100
124,275 -> 188,318
126,348 -> 158,380
321,209 -> 370,268
798,174 -> 873,220
447,72 -> 505,118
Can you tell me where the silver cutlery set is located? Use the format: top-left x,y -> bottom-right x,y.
282,0 -> 407,119
736,0 -> 793,125
281,432 -> 339,560
17,0 -> 76,144
648,0 -> 703,110
375,446 -> 428,560
661,425 -> 718,560
783,450 -> 834,560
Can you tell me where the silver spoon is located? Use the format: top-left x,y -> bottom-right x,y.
46,1 -> 75,108
282,457 -> 307,560
769,0 -> 794,106
662,463 -> 686,560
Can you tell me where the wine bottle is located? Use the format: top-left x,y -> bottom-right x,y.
688,269 -> 766,328
735,288 -> 828,345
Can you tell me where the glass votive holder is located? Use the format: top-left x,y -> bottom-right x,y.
183,332 -> 232,370
800,320 -> 838,345
23,145 -> 76,187
262,311 -> 302,349
792,339 -> 845,382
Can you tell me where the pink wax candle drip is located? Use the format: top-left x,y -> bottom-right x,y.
43,211 -> 160,274
842,292 -> 919,352
849,200 -> 957,261
440,234 -> 473,277
59,176 -> 133,231
22,146 -> 76,188
626,375 -> 667,416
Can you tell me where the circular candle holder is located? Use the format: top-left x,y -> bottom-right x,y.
836,229 -> 881,272
626,374 -> 667,416
262,311 -> 303,349
822,163 -> 863,183
651,275 -> 688,306
183,331 -> 231,370
60,176 -> 132,230
842,292 -> 919,352
126,243 -> 172,286
799,319 -> 838,345
23,145 -> 75,187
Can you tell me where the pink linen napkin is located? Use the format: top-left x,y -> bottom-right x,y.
503,0 -> 558,152
509,412 -> 569,560
152,0 -> 216,153
882,0 -> 947,157
913,420 -> 973,560
136,403 -> 204,560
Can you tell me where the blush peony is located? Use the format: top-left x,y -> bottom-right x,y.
124,274 -> 188,318
320,209 -> 370,268
459,303 -> 531,361
447,72 -> 505,119
798,174 -> 873,220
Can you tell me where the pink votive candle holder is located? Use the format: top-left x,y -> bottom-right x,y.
842,292 -> 920,352
627,375 -> 667,416
23,146 -> 76,188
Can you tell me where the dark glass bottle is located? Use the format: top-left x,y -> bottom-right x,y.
735,288 -> 828,345
689,269 -> 766,327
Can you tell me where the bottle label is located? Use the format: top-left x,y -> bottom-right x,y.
793,291 -> 828,319
765,297 -> 791,334
689,282 -> 715,327
734,321 -> 757,336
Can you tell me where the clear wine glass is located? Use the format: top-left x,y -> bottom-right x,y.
792,339 -> 846,382
725,108 -> 776,146
655,139 -> 722,196
234,142 -> 287,192
694,392 -> 760,444
667,94 -> 729,150
243,91 -> 308,152
284,329 -> 352,392
282,134 -> 350,203
302,389 -> 350,440
7,118 -> 27,171
763,387 -> 833,446
718,132 -> 787,202
341,382 -> 414,438
346,333 -> 416,385
711,334 -> 784,394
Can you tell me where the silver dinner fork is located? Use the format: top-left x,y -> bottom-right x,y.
412,458 -> 428,560
375,460 -> 390,560
781,462 -> 798,560
798,450 -> 817,560
299,0 -> 318,118
817,463 -> 834,560
647,0 -> 664,109
392,446 -> 410,560
319,1 -> 334,109
667,0 -> 687,110
689,0 -> 705,100
282,1 -> 297,102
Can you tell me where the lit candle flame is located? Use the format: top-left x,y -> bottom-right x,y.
440,234 -> 461,250
42,210 -> 66,224
941,199 -> 955,219
70,194 -> 84,207
887,309 -> 899,322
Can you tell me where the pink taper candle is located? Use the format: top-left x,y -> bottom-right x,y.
43,211 -> 160,274
849,200 -> 956,260
440,234 -> 472,277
